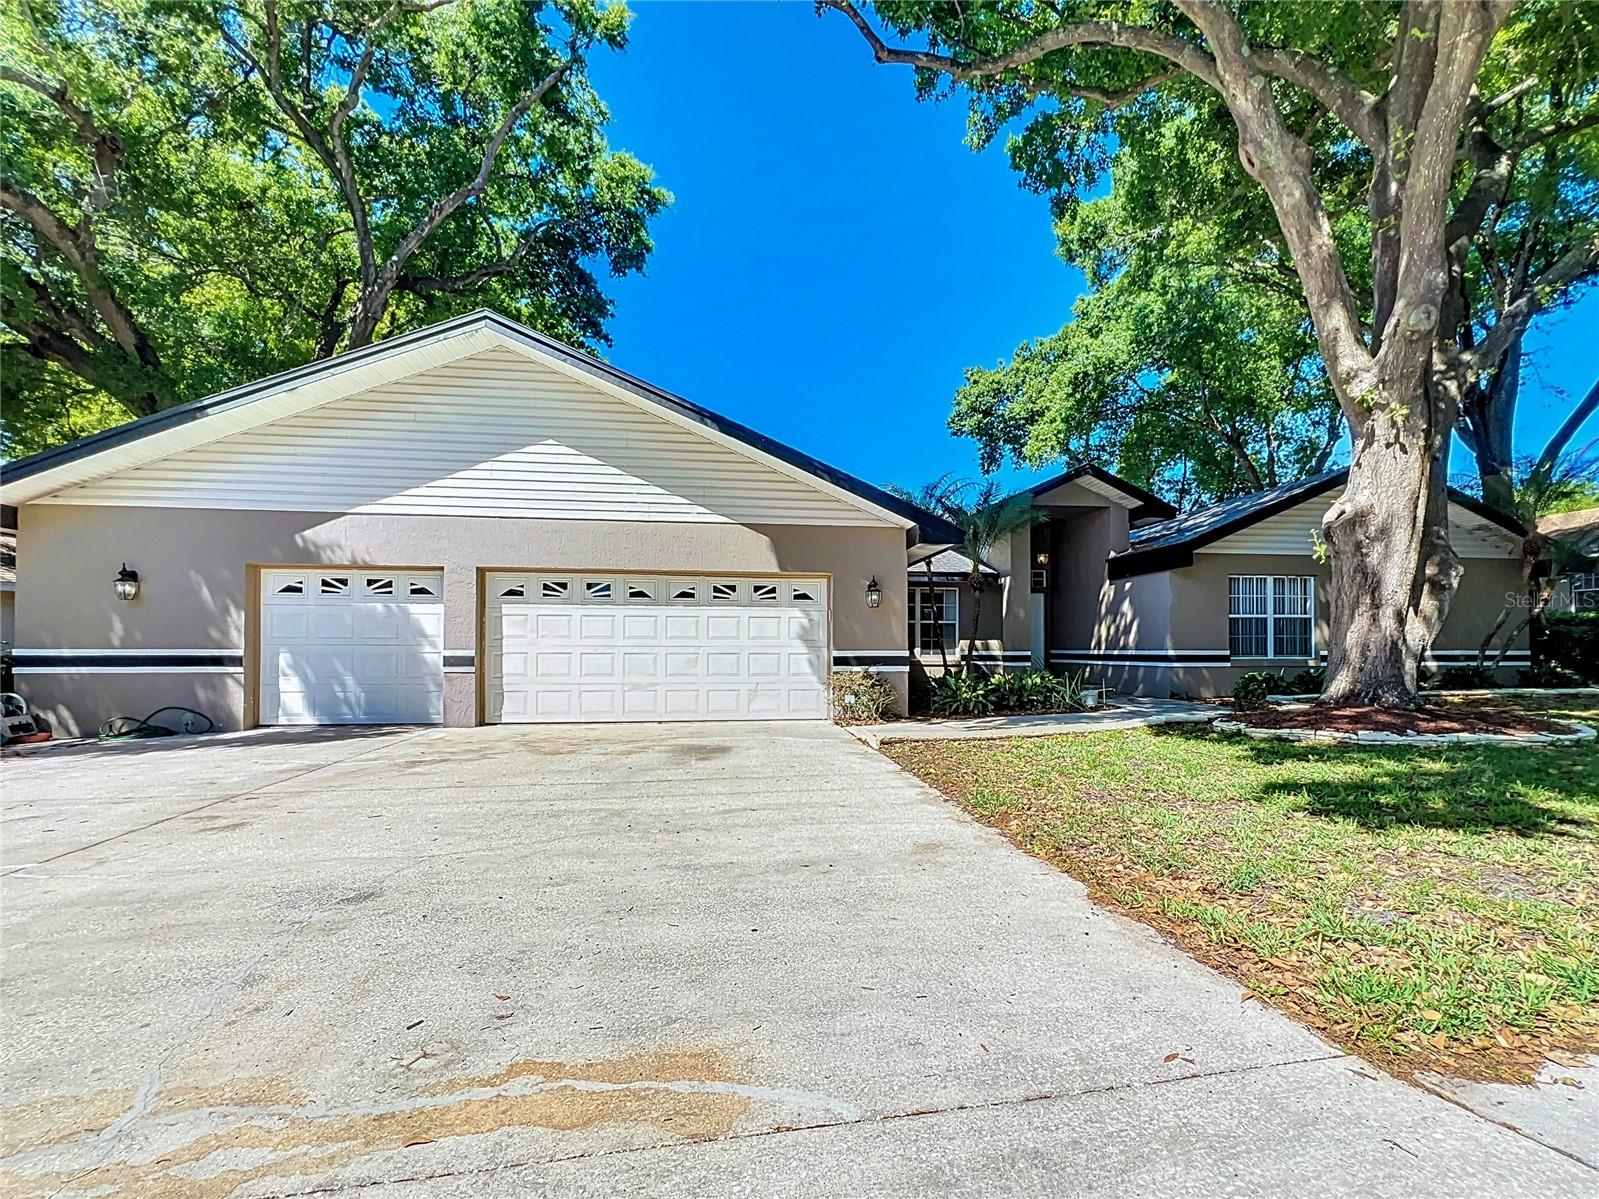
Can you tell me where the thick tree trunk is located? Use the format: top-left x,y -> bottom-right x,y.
1320,396 -> 1462,707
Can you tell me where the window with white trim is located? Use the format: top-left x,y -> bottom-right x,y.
1573,572 -> 1598,612
909,586 -> 958,656
1229,575 -> 1315,659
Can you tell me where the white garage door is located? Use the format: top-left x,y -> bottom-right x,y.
485,573 -> 829,723
259,568 -> 444,725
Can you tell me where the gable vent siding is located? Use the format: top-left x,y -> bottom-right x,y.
1197,494 -> 1518,560
40,349 -> 880,526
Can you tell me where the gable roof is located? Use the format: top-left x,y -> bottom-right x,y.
0,310 -> 962,546
1110,468 -> 1525,579
1017,465 -> 1177,519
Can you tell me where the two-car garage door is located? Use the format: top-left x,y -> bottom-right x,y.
259,568 -> 830,725
484,573 -> 829,723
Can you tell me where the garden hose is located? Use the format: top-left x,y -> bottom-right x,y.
98,706 -> 216,742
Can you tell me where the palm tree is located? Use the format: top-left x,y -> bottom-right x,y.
894,477 -> 1042,677
890,475 -> 963,675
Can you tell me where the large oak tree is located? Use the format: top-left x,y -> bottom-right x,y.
2,0 -> 667,453
827,0 -> 1599,706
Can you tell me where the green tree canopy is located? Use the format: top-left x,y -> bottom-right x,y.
827,0 -> 1599,705
2,0 -> 669,456
927,0 -> 1597,510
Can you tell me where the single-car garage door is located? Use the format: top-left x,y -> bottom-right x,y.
259,568 -> 444,725
485,573 -> 829,723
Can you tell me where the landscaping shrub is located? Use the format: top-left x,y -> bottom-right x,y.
1543,611 -> 1598,682
1516,663 -> 1585,688
930,672 -> 997,718
930,669 -> 1087,718
1430,664 -> 1499,690
988,669 -> 1083,713
828,670 -> 899,723
1232,671 -> 1274,711
1277,666 -> 1325,695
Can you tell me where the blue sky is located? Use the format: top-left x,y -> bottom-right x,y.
588,0 -> 1597,498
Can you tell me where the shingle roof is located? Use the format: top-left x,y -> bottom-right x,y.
1112,468 -> 1524,579
906,549 -> 1000,578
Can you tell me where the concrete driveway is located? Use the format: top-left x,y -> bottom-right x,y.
1,722 -> 1591,1197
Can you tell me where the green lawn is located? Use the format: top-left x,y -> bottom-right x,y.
884,696 -> 1599,1080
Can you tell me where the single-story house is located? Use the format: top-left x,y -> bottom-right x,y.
2,309 -> 1531,731
907,467 -> 1529,696
0,310 -> 962,735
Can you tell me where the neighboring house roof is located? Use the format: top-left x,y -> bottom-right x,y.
1538,507 -> 1599,556
907,549 -> 1000,580
1111,468 -> 1526,579
0,310 -> 963,548
1017,464 -> 1178,520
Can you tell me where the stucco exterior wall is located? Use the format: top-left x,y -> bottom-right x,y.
1157,551 -> 1529,696
14,504 -> 908,735
1048,505 -> 1131,651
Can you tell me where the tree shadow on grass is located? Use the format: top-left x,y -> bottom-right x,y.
1147,725 -> 1599,838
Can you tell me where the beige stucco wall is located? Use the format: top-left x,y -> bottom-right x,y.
14,504 -> 908,735
1050,505 -> 1131,651
1155,551 -> 1529,696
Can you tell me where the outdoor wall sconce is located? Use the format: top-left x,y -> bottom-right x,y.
114,563 -> 140,601
1035,551 -> 1051,567
865,576 -> 881,608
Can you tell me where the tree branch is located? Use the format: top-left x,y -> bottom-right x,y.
372,55 -> 573,290
821,0 -> 1220,90
1250,46 -> 1382,148
1175,0 -> 1375,413
0,65 -> 122,210
1534,377 -> 1599,480
1464,234 -> 1599,374
397,222 -> 554,295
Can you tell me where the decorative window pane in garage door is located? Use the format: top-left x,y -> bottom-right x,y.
260,568 -> 444,725
485,573 -> 829,723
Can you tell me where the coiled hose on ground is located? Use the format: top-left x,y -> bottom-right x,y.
98,707 -> 216,741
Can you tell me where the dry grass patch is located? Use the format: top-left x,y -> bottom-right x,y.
885,696 -> 1599,1082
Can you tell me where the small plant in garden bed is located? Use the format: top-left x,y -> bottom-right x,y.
828,671 -> 898,724
929,668 -> 1086,718
1231,671 -> 1274,711
883,697 -> 1599,1082
1427,664 -> 1502,690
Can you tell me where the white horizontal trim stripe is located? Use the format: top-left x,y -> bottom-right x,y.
1051,648 -> 1231,658
14,666 -> 243,675
13,647 -> 238,656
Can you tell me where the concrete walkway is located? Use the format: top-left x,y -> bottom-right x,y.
1,722 -> 1592,1197
849,696 -> 1220,747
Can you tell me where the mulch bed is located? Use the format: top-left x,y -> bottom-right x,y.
1233,703 -> 1572,736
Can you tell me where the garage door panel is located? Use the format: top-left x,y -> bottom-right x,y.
664,614 -> 701,641
260,568 -> 444,726
486,573 -> 829,724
